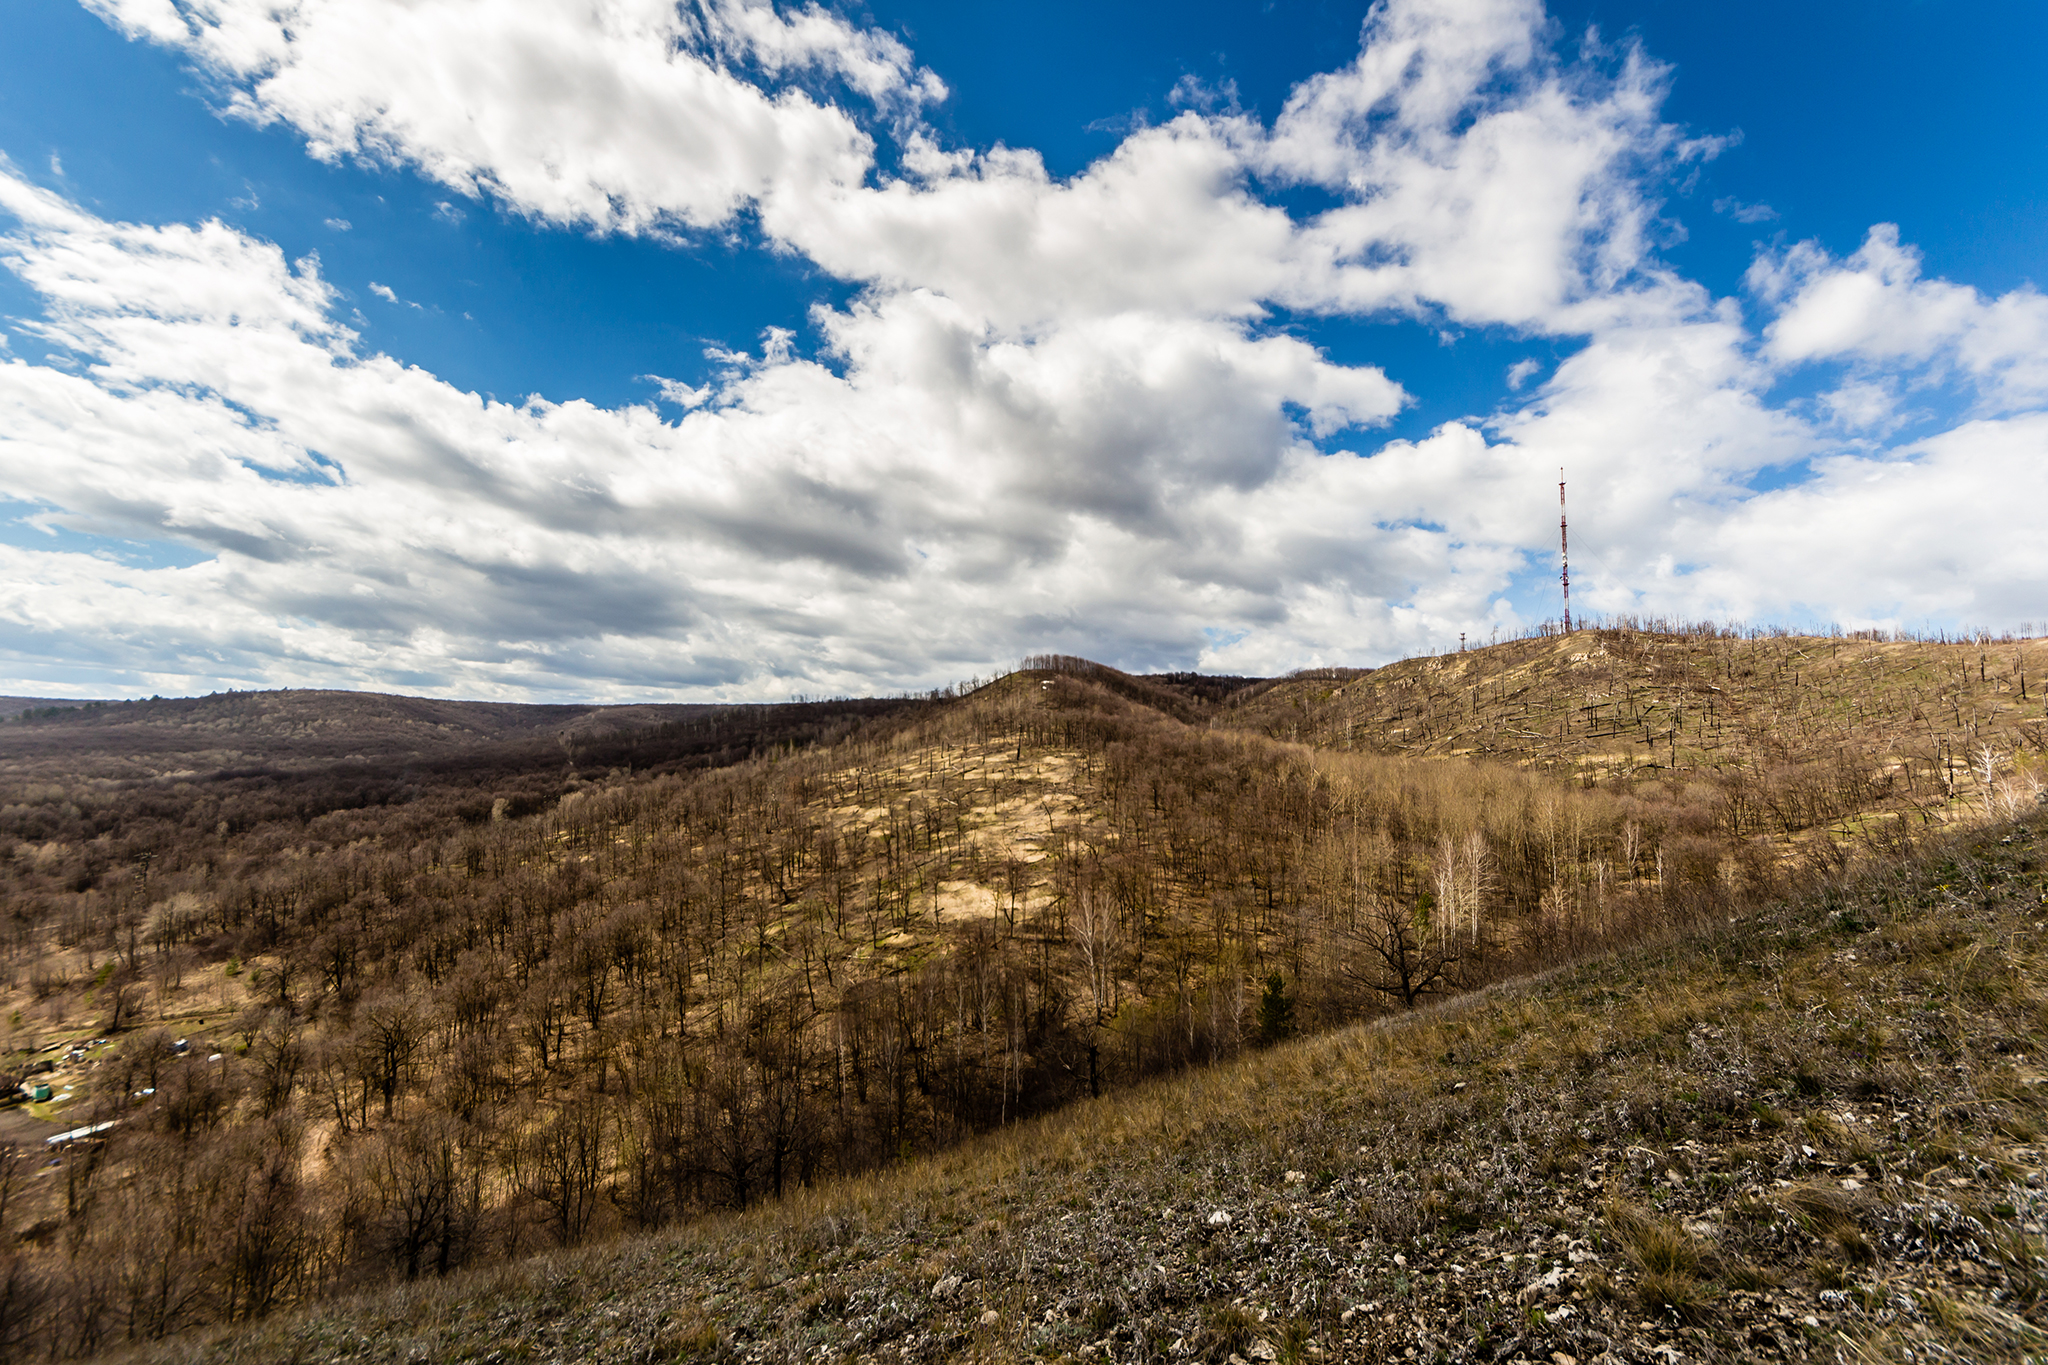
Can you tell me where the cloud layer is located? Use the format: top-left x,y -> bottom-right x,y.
1,0 -> 2042,698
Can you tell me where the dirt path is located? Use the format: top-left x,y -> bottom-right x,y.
0,1105 -> 62,1143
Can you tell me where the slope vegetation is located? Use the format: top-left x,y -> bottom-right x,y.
1228,628 -> 2047,840
0,689 -> 920,846
0,636 -> 2036,1358
130,807 -> 2048,1365
0,699 -> 108,722
0,687 -> 924,777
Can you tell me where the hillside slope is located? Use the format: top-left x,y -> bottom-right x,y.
3,645 -> 2043,1360
0,687 -> 911,777
130,806 -> 2048,1365
0,660 -> 1866,1355
0,689 -> 922,843
1226,629 -> 2047,839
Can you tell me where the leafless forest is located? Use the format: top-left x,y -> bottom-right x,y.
0,629 -> 2039,1355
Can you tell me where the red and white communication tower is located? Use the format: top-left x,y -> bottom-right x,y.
1558,469 -> 1572,633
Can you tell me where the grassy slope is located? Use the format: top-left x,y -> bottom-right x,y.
1227,631 -> 2046,819
136,807 -> 2048,1365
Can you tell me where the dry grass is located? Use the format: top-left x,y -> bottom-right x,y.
1848,1288 -> 2047,1363
1231,630 -> 2048,828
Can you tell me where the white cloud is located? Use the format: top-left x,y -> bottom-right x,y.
0,0 -> 2038,698
1754,224 -> 2048,413
1259,0 -> 1702,331
367,280 -> 421,309
88,0 -> 1696,341
1167,74 -> 1241,115
646,375 -> 710,410
1648,413 -> 2048,629
81,0 -> 935,236
692,0 -> 945,111
1712,195 -> 1776,224
1817,378 -> 1903,435
0,167 -> 1420,695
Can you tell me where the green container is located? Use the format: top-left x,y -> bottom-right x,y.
30,1085 -> 50,1102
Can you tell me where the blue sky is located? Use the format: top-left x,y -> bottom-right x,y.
0,0 -> 2043,700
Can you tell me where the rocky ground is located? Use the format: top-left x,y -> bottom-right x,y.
132,810 -> 2048,1365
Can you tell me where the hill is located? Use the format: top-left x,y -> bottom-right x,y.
0,687 -> 925,850
119,805 -> 2048,1364
0,698 -> 110,722
1226,628 -> 2047,842
0,686 -> 926,778
0,637 -> 2038,1359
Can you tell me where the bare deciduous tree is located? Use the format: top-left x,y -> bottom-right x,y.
1338,895 -> 1466,1011
1070,883 -> 1121,1025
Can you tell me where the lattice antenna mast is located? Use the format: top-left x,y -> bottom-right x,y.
1558,469 -> 1572,633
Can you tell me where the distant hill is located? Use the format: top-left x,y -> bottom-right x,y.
0,695 -> 110,720
1,688 -> 698,767
1224,628 -> 2047,838
0,685 -> 923,786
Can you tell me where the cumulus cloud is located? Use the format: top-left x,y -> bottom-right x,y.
691,0 -> 945,111
1753,224 -> 2048,413
81,0 -> 930,235
0,163 -> 1418,696
1646,413 -> 2048,629
0,0 -> 2038,699
1260,0 -> 1713,330
86,0 -> 1696,338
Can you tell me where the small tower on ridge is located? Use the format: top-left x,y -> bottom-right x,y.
1558,469 -> 1572,634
